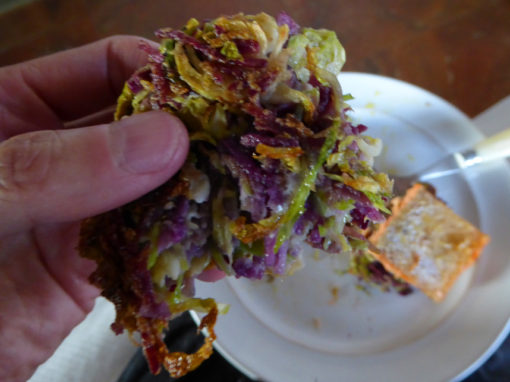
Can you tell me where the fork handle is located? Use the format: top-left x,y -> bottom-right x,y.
458,127 -> 510,167
474,127 -> 510,161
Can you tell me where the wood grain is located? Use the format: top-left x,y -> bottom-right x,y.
1,0 -> 509,116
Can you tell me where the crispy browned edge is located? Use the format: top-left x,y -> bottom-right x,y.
368,183 -> 490,302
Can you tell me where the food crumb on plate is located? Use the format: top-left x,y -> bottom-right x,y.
328,285 -> 340,305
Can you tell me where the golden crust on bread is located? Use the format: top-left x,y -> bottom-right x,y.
369,184 -> 490,302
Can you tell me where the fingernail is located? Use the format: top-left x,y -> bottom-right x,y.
111,111 -> 188,174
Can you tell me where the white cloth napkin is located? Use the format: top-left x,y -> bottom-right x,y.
28,298 -> 137,382
28,94 -> 510,382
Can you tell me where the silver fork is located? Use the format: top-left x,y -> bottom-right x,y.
391,127 -> 510,195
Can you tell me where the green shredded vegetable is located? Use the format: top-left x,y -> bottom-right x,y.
147,224 -> 161,270
275,123 -> 339,250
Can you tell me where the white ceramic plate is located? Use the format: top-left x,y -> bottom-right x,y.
194,72 -> 510,382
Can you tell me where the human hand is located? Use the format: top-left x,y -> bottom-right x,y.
0,36 -> 195,382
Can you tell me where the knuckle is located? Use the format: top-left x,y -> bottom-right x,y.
0,131 -> 63,197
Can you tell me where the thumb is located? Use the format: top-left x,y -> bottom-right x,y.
0,111 -> 189,235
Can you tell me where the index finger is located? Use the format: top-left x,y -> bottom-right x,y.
0,35 -> 157,134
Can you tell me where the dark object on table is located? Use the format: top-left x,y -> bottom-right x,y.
117,312 -> 509,382
463,332 -> 510,382
117,312 -> 255,382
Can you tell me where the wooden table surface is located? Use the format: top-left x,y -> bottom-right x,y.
1,0 -> 509,118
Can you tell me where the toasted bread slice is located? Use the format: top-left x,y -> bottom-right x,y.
369,184 -> 490,302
